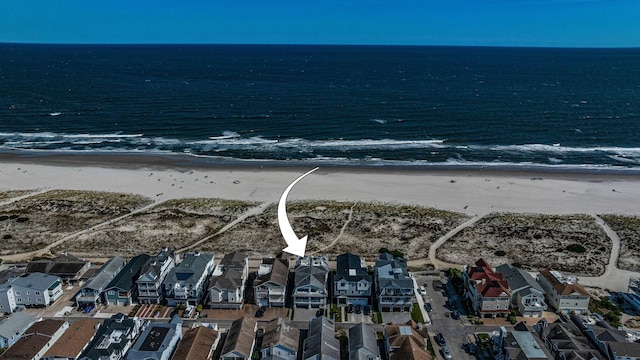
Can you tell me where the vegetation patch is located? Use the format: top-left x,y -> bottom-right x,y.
437,212 -> 611,276
599,214 -> 640,272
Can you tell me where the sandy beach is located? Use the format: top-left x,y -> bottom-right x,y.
1,154 -> 639,217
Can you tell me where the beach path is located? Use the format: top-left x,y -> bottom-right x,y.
429,214 -> 485,270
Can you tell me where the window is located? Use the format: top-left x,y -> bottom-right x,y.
35,291 -> 40,295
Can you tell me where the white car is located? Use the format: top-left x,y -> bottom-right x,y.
441,345 -> 452,359
419,286 -> 427,295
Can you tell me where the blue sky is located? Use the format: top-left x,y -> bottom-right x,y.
3,0 -> 639,47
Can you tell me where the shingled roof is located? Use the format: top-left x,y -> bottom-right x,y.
172,326 -> 219,360
221,317 -> 257,359
539,269 -> 589,296
254,258 -> 289,288
44,318 -> 100,359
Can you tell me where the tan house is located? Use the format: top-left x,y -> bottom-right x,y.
537,269 -> 590,314
172,326 -> 220,360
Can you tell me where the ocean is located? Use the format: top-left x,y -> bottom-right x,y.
1,44 -> 639,170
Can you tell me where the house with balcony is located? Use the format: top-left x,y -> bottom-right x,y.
383,320 -> 431,360
136,247 -> 176,304
537,269 -> 590,315
103,254 -> 150,306
75,256 -> 126,308
163,252 -> 215,306
0,312 -> 41,349
207,252 -> 249,309
334,253 -> 372,307
348,323 -> 380,360
374,253 -> 414,312
0,272 -> 63,314
292,256 -> 330,309
533,318 -> 603,360
254,257 -> 289,307
126,317 -> 182,360
463,258 -> 511,318
79,313 -> 145,360
496,263 -> 547,317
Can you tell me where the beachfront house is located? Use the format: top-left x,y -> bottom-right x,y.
0,272 -> 63,314
0,312 -> 41,349
463,258 -> 511,318
79,313 -> 145,360
302,316 -> 340,360
496,263 -> 548,317
207,251 -> 249,309
126,317 -> 183,360
254,256 -> 289,307
103,254 -> 150,306
533,318 -> 603,360
0,319 -> 69,360
292,256 -> 330,309
259,317 -> 299,360
136,247 -> 176,304
537,268 -> 590,314
163,251 -> 215,306
75,256 -> 126,308
374,253 -> 414,312
219,317 -> 257,360
334,253 -> 372,307
25,253 -> 91,284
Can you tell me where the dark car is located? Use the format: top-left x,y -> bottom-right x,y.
347,304 -> 354,313
363,305 -> 371,315
435,333 -> 446,346
355,305 -> 362,314
451,310 -> 461,319
255,307 -> 266,317
316,309 -> 324,317
424,302 -> 432,312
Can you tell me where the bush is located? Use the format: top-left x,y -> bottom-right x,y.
566,244 -> 587,253
2,234 -> 11,240
512,262 -> 523,268
494,250 -> 507,256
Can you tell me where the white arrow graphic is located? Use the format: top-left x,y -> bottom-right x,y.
279,167 -> 319,257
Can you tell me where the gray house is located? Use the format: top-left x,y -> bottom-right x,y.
136,247 -> 176,304
103,254 -> 150,306
334,253 -> 372,306
348,323 -> 380,360
303,316 -> 340,360
0,272 -> 63,313
254,257 -> 289,307
80,313 -> 145,360
207,252 -> 249,309
219,317 -> 257,360
75,256 -> 126,308
292,256 -> 330,309
0,312 -> 41,349
163,252 -> 215,306
374,253 -> 414,312
259,317 -> 299,360
496,263 -> 548,317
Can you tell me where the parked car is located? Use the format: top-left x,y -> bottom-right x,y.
255,306 -> 266,318
424,302 -> 432,312
316,309 -> 324,317
441,345 -> 452,359
363,305 -> 371,315
347,304 -> 354,313
355,305 -> 362,314
436,333 -> 446,346
451,310 -> 461,319
420,286 -> 427,295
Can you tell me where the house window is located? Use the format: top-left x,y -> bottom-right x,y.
15,292 -> 20,296
35,291 -> 40,295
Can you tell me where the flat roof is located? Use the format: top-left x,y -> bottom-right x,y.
512,331 -> 547,359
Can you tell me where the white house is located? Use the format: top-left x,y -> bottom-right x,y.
496,263 -> 547,317
0,273 -> 63,314
254,257 -> 289,307
292,256 -> 330,309
334,253 -> 372,307
208,252 -> 249,309
537,269 -> 590,315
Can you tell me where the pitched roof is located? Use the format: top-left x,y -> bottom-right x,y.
82,256 -> 126,292
0,319 -> 67,360
166,252 -> 214,285
254,258 -> 289,288
496,263 -> 544,293
105,254 -> 150,292
44,318 -> 100,359
294,257 -> 329,291
375,255 -> 413,291
221,317 -> 256,358
539,269 -> 589,296
608,342 -> 640,358
348,323 -> 379,360
260,317 -> 299,353
80,314 -> 139,359
336,253 -> 371,283
220,252 -> 247,269
138,248 -> 174,282
0,312 -> 40,340
210,268 -> 244,290
386,321 -> 431,360
303,317 -> 340,360
172,326 -> 219,360
468,258 -> 511,298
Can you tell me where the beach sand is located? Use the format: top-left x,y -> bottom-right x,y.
1,154 -> 639,217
